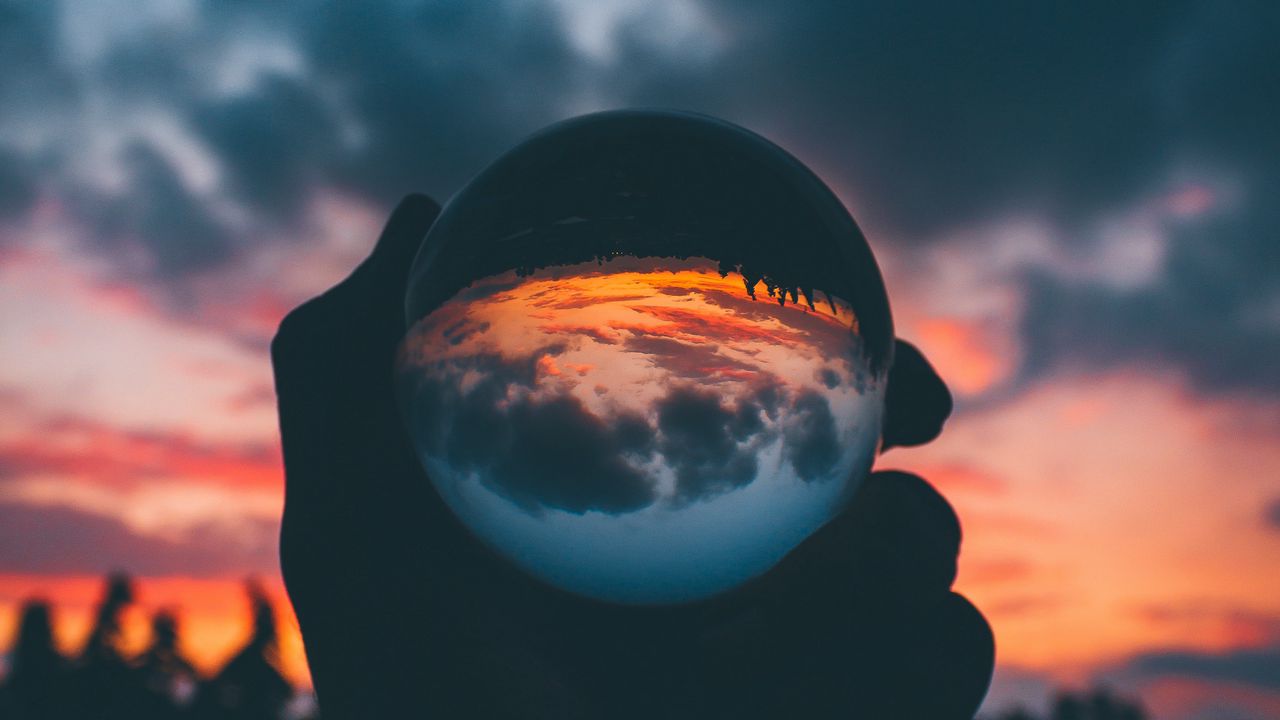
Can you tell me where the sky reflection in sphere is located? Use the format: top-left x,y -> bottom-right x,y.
396,256 -> 884,603
395,110 -> 894,603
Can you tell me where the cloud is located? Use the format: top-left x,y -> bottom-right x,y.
84,143 -> 235,275
620,332 -> 761,383
0,412 -> 282,490
1112,644 -> 1280,693
782,390 -> 839,481
0,0 -> 1273,402
401,346 -> 660,514
691,3 -> 1277,240
651,1 -> 1280,400
1014,201 -> 1280,396
816,367 -> 840,390
1098,609 -> 1280,704
1267,498 -> 1280,531
656,385 -> 764,501
0,2 -> 74,119
190,74 -> 341,221
401,339 -> 844,512
490,395 -> 657,514
0,147 -> 37,222
0,499 -> 278,577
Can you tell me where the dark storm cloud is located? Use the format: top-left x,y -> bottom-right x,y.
817,367 -> 841,390
191,74 -> 342,221
0,0 -> 1274,400
401,347 -> 659,514
999,3 -> 1280,398
288,0 -> 583,205
656,386 -> 762,501
1,0 -> 583,285
491,396 -> 657,515
0,500 -> 278,577
631,2 -> 1271,240
1108,643 -> 1280,693
85,143 -> 235,275
0,147 -> 37,222
632,1 -> 1280,399
783,390 -> 839,482
1015,199 -> 1280,396
402,344 -> 561,467
0,2 -> 76,112
402,349 -> 835,511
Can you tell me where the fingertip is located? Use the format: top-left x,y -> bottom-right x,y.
858,470 -> 962,550
370,193 -> 442,271
882,339 -> 953,450
944,591 -> 995,666
772,470 -> 962,604
927,591 -> 996,716
853,470 -> 961,590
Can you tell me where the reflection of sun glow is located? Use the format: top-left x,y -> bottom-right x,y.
402,258 -> 867,417
396,257 -> 884,603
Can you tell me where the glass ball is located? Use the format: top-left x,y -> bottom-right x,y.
397,111 -> 894,604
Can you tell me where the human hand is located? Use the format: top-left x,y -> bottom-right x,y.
272,194 -> 993,718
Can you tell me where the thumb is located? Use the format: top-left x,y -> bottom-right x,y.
882,339 -> 953,451
271,193 -> 440,392
346,193 -> 442,300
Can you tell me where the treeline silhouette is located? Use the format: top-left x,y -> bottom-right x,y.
985,687 -> 1148,720
404,110 -> 895,375
0,573 -> 309,720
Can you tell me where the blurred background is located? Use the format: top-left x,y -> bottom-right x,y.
0,1 -> 1277,718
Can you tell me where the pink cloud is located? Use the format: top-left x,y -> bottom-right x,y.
0,413 -> 281,490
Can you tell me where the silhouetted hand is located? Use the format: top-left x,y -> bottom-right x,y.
272,195 -> 994,719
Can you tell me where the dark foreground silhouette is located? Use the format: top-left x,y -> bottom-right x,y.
0,573 -> 304,720
984,689 -> 1148,720
272,192 -> 993,719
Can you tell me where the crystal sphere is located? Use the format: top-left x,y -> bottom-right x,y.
397,111 -> 894,604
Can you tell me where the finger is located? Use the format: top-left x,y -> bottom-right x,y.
697,588 -> 994,719
272,194 -> 440,362
902,591 -> 995,719
271,194 -> 440,509
344,192 -> 441,302
829,591 -> 994,720
271,195 -> 439,399
765,470 -> 961,608
882,338 -> 952,450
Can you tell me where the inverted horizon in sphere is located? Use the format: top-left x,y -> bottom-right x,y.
396,256 -> 884,603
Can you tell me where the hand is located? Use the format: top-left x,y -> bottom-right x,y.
272,195 -> 994,719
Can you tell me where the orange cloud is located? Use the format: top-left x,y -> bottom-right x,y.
907,462 -> 1008,496
915,317 -> 1013,395
961,557 -> 1035,586
628,305 -> 806,346
537,323 -> 621,344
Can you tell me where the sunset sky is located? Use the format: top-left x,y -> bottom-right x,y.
1,2 -> 1277,718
